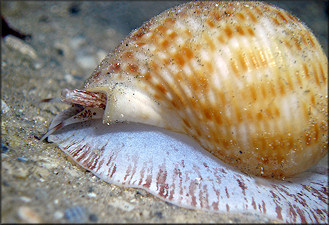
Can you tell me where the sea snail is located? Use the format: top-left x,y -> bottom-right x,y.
41,1 -> 328,223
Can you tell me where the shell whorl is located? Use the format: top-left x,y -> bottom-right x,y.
84,1 -> 328,178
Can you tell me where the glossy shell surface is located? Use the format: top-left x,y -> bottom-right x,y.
81,1 -> 327,178
43,1 -> 328,223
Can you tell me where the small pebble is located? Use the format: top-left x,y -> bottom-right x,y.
76,54 -> 96,70
1,154 -> 9,159
33,115 -> 46,123
69,4 -> 81,15
34,62 -> 43,69
15,167 -> 29,179
2,180 -> 10,187
141,210 -> 150,218
108,198 -> 135,212
34,167 -> 50,178
154,211 -> 163,219
64,73 -> 74,83
1,143 -> 9,153
39,157 -> 59,170
19,196 -> 32,203
16,157 -> 28,162
87,192 -> 97,198
17,206 -> 42,223
69,36 -> 86,50
96,49 -> 107,62
53,211 -> 64,220
87,186 -> 94,192
34,188 -> 49,201
64,206 -> 88,223
1,100 -> 10,113
4,35 -> 38,59
56,48 -> 64,56
64,167 -> 80,177
2,162 -> 13,174
106,28 -> 117,38
89,213 -> 98,222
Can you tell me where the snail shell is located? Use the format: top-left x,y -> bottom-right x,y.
44,1 -> 328,178
41,1 -> 328,222
76,0 -> 327,179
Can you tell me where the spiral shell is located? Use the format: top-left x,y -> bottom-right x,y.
40,1 -> 328,222
70,1 -> 327,179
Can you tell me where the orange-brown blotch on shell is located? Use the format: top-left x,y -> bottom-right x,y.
82,1 -> 327,179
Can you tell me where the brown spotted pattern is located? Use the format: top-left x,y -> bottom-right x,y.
83,1 -> 327,178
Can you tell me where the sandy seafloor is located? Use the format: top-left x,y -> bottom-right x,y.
1,1 -> 328,223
